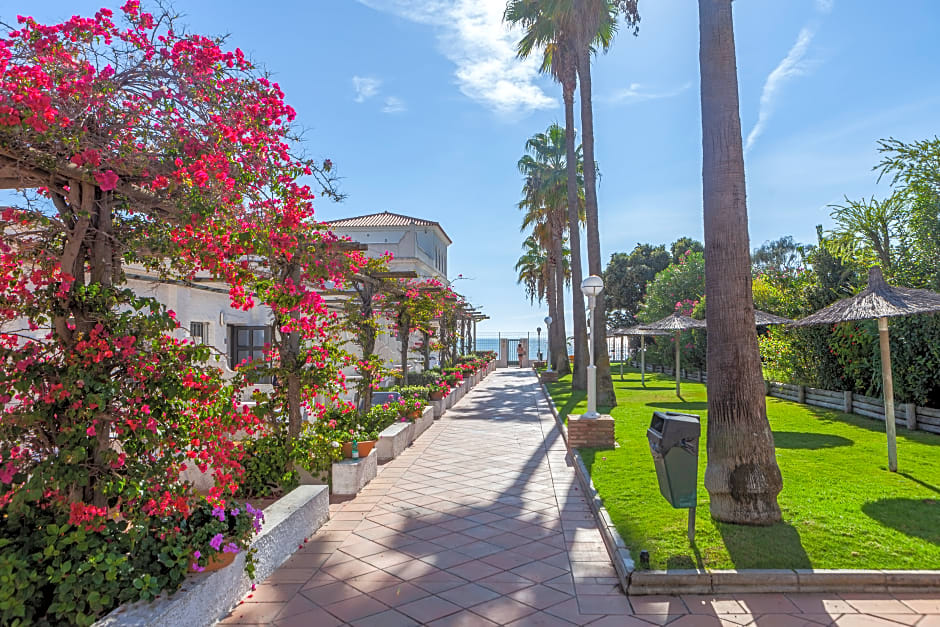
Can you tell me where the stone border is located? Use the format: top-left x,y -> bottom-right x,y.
536,378 -> 940,596
95,485 -> 330,627
332,449 -> 377,496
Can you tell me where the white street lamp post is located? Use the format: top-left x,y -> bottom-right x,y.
581,275 -> 604,418
544,315 -> 553,372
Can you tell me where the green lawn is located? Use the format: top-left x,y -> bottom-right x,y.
545,366 -> 940,570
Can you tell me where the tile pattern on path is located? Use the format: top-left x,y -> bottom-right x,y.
220,369 -> 940,626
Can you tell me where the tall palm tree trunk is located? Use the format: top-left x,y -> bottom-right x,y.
551,214 -> 571,375
576,49 -> 615,407
564,83 -> 588,390
698,0 -> 782,524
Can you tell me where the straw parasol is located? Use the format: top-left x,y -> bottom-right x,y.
754,310 -> 794,326
616,326 -> 671,384
638,312 -> 707,396
792,266 -> 940,472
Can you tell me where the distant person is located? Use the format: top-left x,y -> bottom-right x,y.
517,342 -> 525,368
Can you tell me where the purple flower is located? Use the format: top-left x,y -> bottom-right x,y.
191,562 -> 205,573
223,542 -> 240,554
193,550 -> 202,559
231,508 -> 240,516
211,506 -> 226,522
210,533 -> 224,551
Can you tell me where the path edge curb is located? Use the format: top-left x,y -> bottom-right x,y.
535,372 -> 940,596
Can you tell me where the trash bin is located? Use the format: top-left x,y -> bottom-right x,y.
371,391 -> 401,407
647,411 -> 700,509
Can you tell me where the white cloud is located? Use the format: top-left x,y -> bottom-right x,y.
382,96 -> 407,113
607,81 -> 692,105
745,1 -> 834,153
352,76 -> 381,103
745,27 -> 815,153
356,0 -> 556,115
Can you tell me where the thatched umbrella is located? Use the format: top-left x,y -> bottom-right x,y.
792,266 -> 940,472
620,326 -> 672,385
754,310 -> 794,326
638,312 -> 707,396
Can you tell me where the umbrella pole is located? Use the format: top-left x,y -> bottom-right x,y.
641,336 -> 646,387
675,331 -> 681,397
878,316 -> 898,472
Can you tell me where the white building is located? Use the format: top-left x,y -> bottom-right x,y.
323,211 -> 451,282
122,211 -> 451,388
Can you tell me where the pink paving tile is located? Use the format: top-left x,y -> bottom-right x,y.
273,605 -> 344,627
510,561 -> 570,583
542,598 -> 602,626
455,540 -> 505,558
896,594 -> 940,614
682,595 -> 748,615
300,580 -> 361,605
586,616 -> 666,627
222,602 -> 285,624
359,549 -> 415,569
427,609 -> 500,626
263,569 -> 316,584
833,616 -> 914,626
398,595 -> 465,623
322,595 -> 390,622
242,583 -> 302,604
383,558 -> 445,580
665,616 -> 724,626
369,582 -> 432,607
274,594 -> 319,620
280,551 -> 330,569
842,596 -> 915,614
634,614 -> 693,626
344,571 -> 405,593
627,595 -> 689,615
736,594 -> 802,614
786,594 -> 857,614
479,549 -> 537,570
507,583 -> 572,610
349,608 -> 420,627
436,582 -> 502,608
299,571 -> 339,590
421,549 -> 479,569
339,538 -> 390,558
569,560 -> 617,580
469,596 -> 539,624
576,593 -> 632,615
321,556 -> 379,579
447,559 -> 504,581
867,614 -> 922,626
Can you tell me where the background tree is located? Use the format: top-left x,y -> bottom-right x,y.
604,243 -> 670,325
698,0 -> 782,525
751,235 -> 804,273
670,236 -> 704,264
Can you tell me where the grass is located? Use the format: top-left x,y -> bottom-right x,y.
545,366 -> 940,571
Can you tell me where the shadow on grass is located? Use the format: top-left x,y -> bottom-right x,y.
798,404 -> 940,444
716,520 -> 812,569
619,385 -> 673,391
773,431 -> 853,450
862,498 -> 940,545
899,472 -> 940,494
645,401 -> 708,411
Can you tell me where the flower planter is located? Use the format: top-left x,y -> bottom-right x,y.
430,390 -> 446,401
376,422 -> 414,462
413,405 -> 434,437
96,486 -> 329,627
341,440 -> 376,459
332,449 -> 377,496
431,398 -> 446,419
189,551 -> 236,574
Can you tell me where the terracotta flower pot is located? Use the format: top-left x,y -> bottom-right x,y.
342,440 -> 376,459
430,390 -> 445,401
189,550 -> 236,573
407,410 -> 422,420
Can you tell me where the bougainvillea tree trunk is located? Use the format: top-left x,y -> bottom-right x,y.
698,0 -> 782,524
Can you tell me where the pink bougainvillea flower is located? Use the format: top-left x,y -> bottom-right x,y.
93,170 -> 119,191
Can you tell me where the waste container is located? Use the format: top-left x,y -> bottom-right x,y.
647,411 -> 700,509
371,391 -> 401,407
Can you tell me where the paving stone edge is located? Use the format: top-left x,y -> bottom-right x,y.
535,371 -> 940,596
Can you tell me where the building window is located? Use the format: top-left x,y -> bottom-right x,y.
229,325 -> 271,371
190,321 -> 208,344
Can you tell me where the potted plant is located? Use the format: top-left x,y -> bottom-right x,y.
182,498 -> 265,575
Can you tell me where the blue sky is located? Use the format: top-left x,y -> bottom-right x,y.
19,0 -> 940,336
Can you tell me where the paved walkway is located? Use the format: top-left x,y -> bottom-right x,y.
221,369 -> 939,627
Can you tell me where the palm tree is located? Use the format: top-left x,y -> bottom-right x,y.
516,235 -> 551,305
505,0 -> 589,391
698,0 -> 782,524
518,124 -> 584,374
540,0 -> 639,406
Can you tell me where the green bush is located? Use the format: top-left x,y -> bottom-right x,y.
238,433 -> 298,498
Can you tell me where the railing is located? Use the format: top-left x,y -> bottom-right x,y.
628,360 -> 940,435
